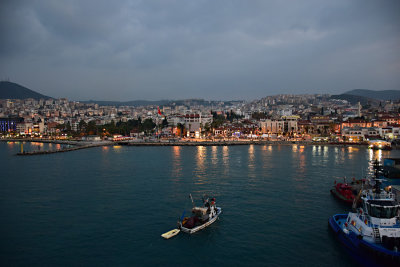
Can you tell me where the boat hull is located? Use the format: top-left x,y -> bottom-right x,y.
330,188 -> 354,204
161,229 -> 180,239
180,207 -> 221,234
329,214 -> 400,267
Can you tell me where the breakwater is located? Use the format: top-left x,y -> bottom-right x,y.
2,139 -> 114,156
16,143 -> 110,156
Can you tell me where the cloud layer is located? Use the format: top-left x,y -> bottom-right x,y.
1,0 -> 399,100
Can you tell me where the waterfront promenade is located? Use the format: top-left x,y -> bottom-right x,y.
1,138 -> 370,156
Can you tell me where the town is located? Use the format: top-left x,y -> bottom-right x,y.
1,94 -> 400,144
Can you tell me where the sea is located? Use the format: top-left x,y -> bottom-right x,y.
1,141 -> 400,266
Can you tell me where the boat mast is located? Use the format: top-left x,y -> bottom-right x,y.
189,194 -> 195,207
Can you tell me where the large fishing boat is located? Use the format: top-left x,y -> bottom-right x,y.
329,179 -> 400,266
178,194 -> 222,234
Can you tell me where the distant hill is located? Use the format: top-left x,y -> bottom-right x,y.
344,89 -> 400,101
330,94 -> 377,105
81,99 -> 172,107
0,81 -> 52,100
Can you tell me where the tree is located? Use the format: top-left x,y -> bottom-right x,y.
204,122 -> 211,134
78,120 -> 87,133
161,118 -> 168,128
251,112 -> 267,120
65,121 -> 71,132
86,121 -> 97,135
141,118 -> 156,134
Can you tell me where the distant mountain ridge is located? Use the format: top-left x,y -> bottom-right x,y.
81,99 -> 243,107
344,89 -> 400,101
81,99 -> 173,107
0,81 -> 52,100
1,81 -> 398,106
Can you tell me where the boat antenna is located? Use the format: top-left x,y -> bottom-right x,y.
189,194 -> 195,207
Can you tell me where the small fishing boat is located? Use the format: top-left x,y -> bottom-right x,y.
178,194 -> 222,234
329,178 -> 400,266
330,181 -> 357,204
331,160 -> 382,205
330,178 -> 367,204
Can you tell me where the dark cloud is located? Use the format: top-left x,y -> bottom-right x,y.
0,0 -> 399,100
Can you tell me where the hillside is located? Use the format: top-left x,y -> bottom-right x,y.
81,99 -> 243,107
81,99 -> 172,107
330,94 -> 377,105
344,89 -> 400,101
0,81 -> 52,100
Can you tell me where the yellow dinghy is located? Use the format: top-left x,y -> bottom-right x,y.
161,229 -> 180,239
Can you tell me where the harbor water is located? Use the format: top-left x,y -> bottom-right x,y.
1,142 -> 400,266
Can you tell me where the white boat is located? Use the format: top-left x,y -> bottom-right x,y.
161,229 -> 180,239
368,140 -> 392,150
178,195 -> 222,234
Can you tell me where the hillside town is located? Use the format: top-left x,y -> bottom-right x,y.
1,94 -> 400,144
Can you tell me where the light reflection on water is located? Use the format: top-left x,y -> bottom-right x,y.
248,145 -> 256,180
195,146 -> 206,185
298,150 -> 306,176
347,146 -> 354,159
211,146 -> 218,166
312,145 -> 317,156
171,146 -> 182,179
292,145 -> 298,153
261,145 -> 272,170
366,149 -> 390,177
222,146 -> 229,173
322,145 -> 328,158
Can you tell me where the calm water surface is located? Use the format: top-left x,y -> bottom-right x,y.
1,142 -> 400,266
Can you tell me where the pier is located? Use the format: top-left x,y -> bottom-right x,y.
16,143 -> 112,156
0,139 -> 113,156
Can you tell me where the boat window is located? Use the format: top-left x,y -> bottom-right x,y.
368,205 -> 399,218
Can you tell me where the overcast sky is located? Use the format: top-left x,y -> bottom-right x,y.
0,0 -> 399,101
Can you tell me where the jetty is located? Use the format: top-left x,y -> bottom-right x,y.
16,143 -> 112,156
2,139 -> 114,156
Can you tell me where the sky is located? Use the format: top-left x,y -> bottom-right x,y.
0,0 -> 399,101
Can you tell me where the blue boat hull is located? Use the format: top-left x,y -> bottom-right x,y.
329,214 -> 400,267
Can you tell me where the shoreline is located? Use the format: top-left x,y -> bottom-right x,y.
1,138 -> 372,156
1,138 -> 369,147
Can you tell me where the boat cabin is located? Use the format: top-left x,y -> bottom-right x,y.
364,200 -> 400,219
